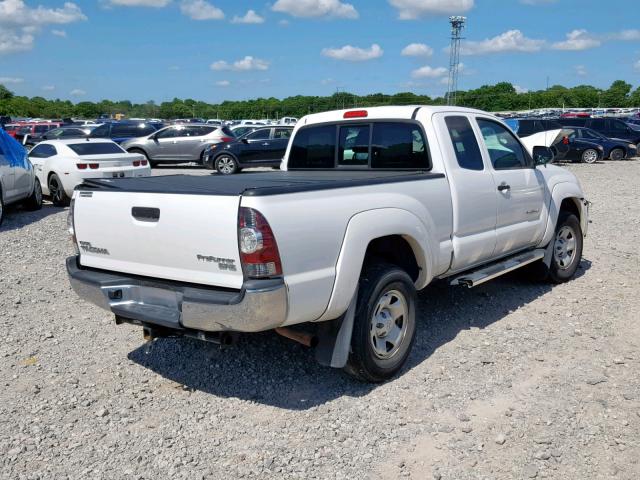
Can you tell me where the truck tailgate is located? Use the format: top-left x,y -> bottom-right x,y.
73,191 -> 243,289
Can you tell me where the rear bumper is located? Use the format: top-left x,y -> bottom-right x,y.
66,256 -> 288,333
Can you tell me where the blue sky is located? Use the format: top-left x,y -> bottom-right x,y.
1,0 -> 639,103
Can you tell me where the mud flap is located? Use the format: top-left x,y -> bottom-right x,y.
315,293 -> 357,368
542,237 -> 554,268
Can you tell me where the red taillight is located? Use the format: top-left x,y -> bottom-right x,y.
76,163 -> 87,169
238,207 -> 282,278
562,136 -> 569,145
89,163 -> 99,169
133,160 -> 141,167
344,110 -> 368,119
140,159 -> 148,166
221,136 -> 234,142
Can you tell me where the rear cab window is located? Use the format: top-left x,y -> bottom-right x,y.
288,121 -> 430,170
68,143 -> 125,155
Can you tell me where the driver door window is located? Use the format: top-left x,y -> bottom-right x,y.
156,127 -> 177,139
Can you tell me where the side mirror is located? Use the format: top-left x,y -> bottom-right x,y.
241,138 -> 249,144
533,146 -> 554,166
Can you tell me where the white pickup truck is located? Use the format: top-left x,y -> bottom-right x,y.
66,106 -> 589,382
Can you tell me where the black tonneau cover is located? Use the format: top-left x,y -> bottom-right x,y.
78,171 -> 444,197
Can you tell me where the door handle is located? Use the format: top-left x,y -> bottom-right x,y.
497,183 -> 511,192
262,142 -> 270,146
171,141 -> 178,144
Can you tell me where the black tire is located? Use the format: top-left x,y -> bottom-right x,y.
581,149 -> 598,164
24,178 -> 43,211
344,263 -> 417,383
609,148 -> 625,161
48,173 -> 70,207
215,155 -> 238,175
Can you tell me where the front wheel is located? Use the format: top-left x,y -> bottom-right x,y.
24,177 -> 43,211
215,155 -> 238,175
581,149 -> 598,164
344,264 -> 417,383
609,148 -> 624,161
48,174 -> 70,207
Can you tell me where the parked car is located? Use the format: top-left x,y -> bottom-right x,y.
203,126 -> 294,174
15,123 -> 62,145
88,121 -> 160,144
25,126 -> 93,147
66,106 -> 588,382
28,139 -> 150,207
0,115 -> 11,128
557,117 -> 640,145
121,124 -> 236,166
3,124 -> 23,138
504,118 -> 563,138
559,127 -> 636,161
0,129 -> 42,225
550,130 -> 604,164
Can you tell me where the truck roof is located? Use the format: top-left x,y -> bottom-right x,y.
297,105 -> 491,126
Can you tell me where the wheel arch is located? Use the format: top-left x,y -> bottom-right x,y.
315,208 -> 434,322
539,182 -> 588,248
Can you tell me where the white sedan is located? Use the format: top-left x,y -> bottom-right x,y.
28,139 -> 151,206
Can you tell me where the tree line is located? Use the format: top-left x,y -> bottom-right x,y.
1,80 -> 638,121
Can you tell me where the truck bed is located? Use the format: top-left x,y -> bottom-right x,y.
78,170 -> 444,197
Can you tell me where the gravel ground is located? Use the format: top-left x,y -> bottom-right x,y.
1,160 -> 639,480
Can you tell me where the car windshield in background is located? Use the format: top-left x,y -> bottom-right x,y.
221,126 -> 235,137
68,143 -> 125,155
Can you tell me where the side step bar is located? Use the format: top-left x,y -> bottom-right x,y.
449,249 -> 545,288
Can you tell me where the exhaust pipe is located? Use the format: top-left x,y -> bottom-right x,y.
275,327 -> 318,348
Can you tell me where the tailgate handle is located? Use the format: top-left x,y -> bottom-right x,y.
132,207 -> 160,222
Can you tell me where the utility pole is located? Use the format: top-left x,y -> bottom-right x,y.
447,16 -> 466,106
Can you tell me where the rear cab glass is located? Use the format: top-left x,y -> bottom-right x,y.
68,143 -> 125,155
288,121 -> 430,170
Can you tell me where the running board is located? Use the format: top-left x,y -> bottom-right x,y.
449,249 -> 545,288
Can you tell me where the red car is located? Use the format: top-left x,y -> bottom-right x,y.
560,112 -> 591,119
3,123 -> 26,138
14,122 -> 62,144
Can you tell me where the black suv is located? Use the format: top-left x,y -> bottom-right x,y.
557,118 -> 640,144
504,118 -> 563,138
203,126 -> 294,174
89,121 -> 160,144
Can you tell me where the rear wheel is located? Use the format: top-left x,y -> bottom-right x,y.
215,155 -> 238,175
609,148 -> 624,161
581,148 -> 598,164
48,174 -> 70,207
24,178 -> 43,211
344,263 -> 417,383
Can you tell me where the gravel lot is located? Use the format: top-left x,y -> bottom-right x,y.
1,160 -> 639,480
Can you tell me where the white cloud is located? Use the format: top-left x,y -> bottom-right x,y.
0,1 -> 86,55
320,78 -> 335,85
0,76 -> 23,84
215,80 -> 231,87
574,65 -> 588,77
168,65 -> 180,70
231,10 -> 264,24
611,29 -> 640,41
461,30 -> 545,55
51,29 -> 66,37
389,0 -> 473,20
180,0 -> 224,20
321,43 -> 383,61
634,60 -> 640,72
41,85 -> 55,91
411,65 -> 448,78
401,43 -> 433,57
551,29 -> 601,51
210,56 -> 270,71
272,0 -> 358,19
108,0 -> 170,6
70,88 -> 86,97
278,19 -> 289,26
514,85 -> 529,94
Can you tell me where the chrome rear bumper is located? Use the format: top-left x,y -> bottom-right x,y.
66,256 -> 288,333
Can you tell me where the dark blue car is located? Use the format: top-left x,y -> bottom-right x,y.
88,121 -> 160,144
563,127 -> 636,161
